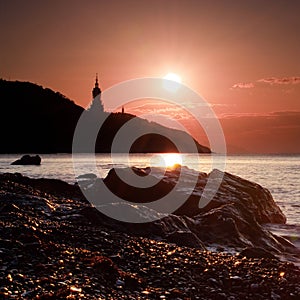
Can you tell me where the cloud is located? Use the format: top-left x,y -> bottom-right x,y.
231,76 -> 300,90
258,76 -> 300,85
124,100 -> 221,121
220,110 -> 300,121
125,101 -> 192,121
219,112 -> 269,119
231,82 -> 255,89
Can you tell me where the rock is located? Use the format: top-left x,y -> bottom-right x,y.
116,279 -> 125,288
271,291 -> 281,300
250,283 -> 260,291
202,170 -> 287,224
238,247 -> 278,259
101,167 -> 286,223
208,278 -> 220,286
91,255 -> 120,282
165,230 -> 206,250
11,154 -> 41,165
102,168 -> 174,204
79,205 -> 206,250
86,166 -> 296,257
123,273 -> 143,290
76,173 -> 97,179
0,172 -> 85,201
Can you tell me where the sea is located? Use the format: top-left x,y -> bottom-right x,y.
0,153 -> 299,254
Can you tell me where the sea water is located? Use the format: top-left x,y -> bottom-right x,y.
0,153 -> 299,249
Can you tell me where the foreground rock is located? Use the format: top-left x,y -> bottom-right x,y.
11,154 -> 41,165
82,166 -> 298,260
0,172 -> 300,299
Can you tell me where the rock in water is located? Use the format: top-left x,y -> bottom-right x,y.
85,166 -> 298,257
203,169 -> 287,224
11,154 -> 41,165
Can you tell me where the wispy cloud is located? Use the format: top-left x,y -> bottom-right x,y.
219,110 -> 300,119
231,76 -> 300,90
219,112 -> 269,119
257,76 -> 300,85
124,100 -> 225,120
231,82 -> 255,89
126,102 -> 191,120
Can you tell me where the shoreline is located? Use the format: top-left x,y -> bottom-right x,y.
1,172 -> 300,299
1,152 -> 298,226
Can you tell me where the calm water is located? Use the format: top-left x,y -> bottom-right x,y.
0,153 -> 299,227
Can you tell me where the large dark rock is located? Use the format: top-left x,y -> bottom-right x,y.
0,169 -> 298,261
99,166 -> 286,224
82,166 -> 298,257
200,169 -> 287,224
11,154 -> 41,165
0,172 -> 85,201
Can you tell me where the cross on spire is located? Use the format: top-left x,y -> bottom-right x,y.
95,73 -> 99,87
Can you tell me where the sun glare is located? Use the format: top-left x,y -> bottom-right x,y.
163,73 -> 182,83
162,153 -> 182,168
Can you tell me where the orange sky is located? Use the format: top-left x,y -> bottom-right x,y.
1,0 -> 300,153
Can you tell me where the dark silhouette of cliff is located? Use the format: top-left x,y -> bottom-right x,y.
0,79 -> 83,153
0,79 -> 211,154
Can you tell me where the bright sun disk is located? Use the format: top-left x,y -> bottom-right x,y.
163,73 -> 182,83
162,153 -> 182,168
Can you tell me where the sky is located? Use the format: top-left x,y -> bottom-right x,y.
1,0 -> 300,153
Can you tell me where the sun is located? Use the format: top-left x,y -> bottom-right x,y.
161,153 -> 182,168
163,73 -> 182,83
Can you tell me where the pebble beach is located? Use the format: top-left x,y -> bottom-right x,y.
1,172 -> 300,299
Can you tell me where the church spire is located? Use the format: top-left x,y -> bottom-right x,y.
92,73 -> 101,99
95,73 -> 99,88
89,73 -> 104,113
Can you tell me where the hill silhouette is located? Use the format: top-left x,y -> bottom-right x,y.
0,79 -> 211,154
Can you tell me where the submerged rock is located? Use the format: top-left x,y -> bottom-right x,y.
11,154 -> 41,165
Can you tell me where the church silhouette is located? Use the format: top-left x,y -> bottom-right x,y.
88,73 -> 104,112
89,74 -> 125,114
